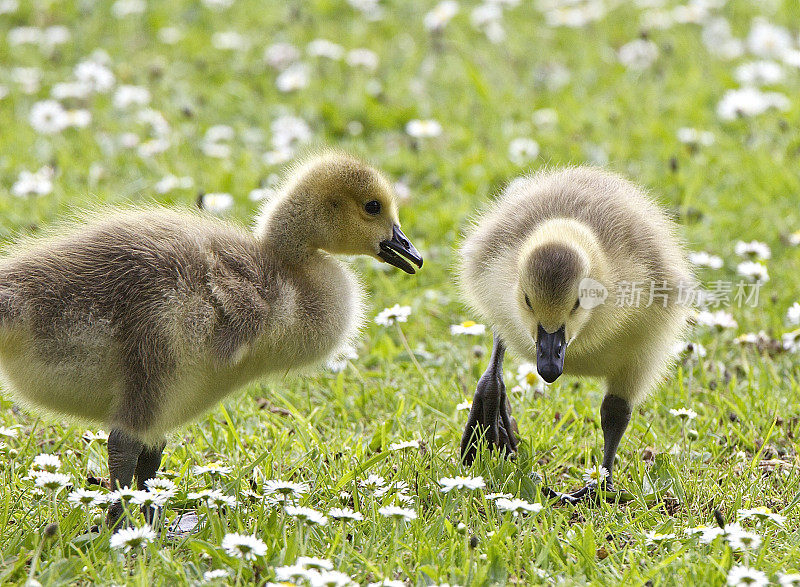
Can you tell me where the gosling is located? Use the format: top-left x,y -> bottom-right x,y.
458,166 -> 692,503
0,152 -> 422,525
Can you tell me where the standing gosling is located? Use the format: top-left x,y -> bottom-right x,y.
0,152 -> 422,525
458,167 -> 691,502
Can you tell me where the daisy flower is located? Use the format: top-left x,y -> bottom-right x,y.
203,569 -> 230,581
485,492 -> 513,500
33,454 -> 62,472
204,489 -> 237,509
688,251 -> 723,269
34,472 -> 71,492
450,320 -> 486,335
130,490 -> 168,510
221,532 -> 267,561
201,193 -> 234,214
456,399 -> 474,412
786,303 -> 800,326
285,505 -> 327,526
110,525 -> 156,552
696,310 -> 738,329
328,507 -> 364,521
618,39 -> 658,70
737,261 -> 769,282
438,475 -> 485,492
738,506 -> 786,526
423,0 -> 459,32
388,439 -> 420,451
405,119 -> 442,139
377,505 -> 417,521
669,407 -> 698,421
726,565 -> 768,587
192,462 -> 232,476
778,574 -> 800,587
725,528 -> 762,550
494,497 -> 542,516
264,480 -> 309,499
82,430 -> 109,443
582,466 -> 609,485
374,305 -> 412,326
67,488 -> 106,508
29,100 -> 69,134
145,478 -> 177,500
359,474 -> 386,490
508,138 -> 540,165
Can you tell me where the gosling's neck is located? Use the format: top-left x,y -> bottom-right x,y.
254,194 -> 323,264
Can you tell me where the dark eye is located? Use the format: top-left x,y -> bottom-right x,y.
524,294 -> 532,310
571,298 -> 580,314
365,200 -> 381,215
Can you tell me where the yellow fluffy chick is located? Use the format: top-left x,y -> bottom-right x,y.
0,152 -> 422,525
458,166 -> 691,502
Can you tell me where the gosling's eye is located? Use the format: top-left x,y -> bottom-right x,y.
365,200 -> 381,215
571,298 -> 580,314
524,294 -> 533,310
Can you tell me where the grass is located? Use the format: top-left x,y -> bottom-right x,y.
1,0 -> 800,585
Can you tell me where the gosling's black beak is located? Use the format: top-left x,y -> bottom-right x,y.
378,225 -> 423,274
536,324 -> 566,383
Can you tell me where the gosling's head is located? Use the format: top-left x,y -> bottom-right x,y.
261,152 -> 423,273
517,225 -> 606,383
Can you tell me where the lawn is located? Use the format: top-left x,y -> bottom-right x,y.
2,0 -> 800,585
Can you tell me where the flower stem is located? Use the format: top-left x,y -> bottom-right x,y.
395,323 -> 434,392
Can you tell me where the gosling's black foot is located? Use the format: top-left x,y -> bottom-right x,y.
543,482 -> 617,505
461,388 -> 518,465
460,335 -> 517,465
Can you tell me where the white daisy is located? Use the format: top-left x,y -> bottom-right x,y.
450,321 -> 486,335
735,240 -> 771,260
725,528 -> 762,550
359,474 -> 386,490
221,533 -> 267,561
438,476 -> 485,492
264,42 -> 300,71
74,60 -> 115,92
423,0 -> 459,32
786,303 -> 800,326
113,85 -> 150,109
669,407 -> 698,421
737,261 -> 769,282
145,478 -> 177,500
388,439 -> 420,451
67,488 -> 106,507
696,310 -> 738,329
0,426 -> 19,439
485,492 -> 513,500
29,100 -> 69,134
201,193 -> 234,214
378,505 -> 417,521
110,525 -> 156,552
203,569 -> 230,581
778,574 -> 800,587
328,507 -> 364,521
33,454 -> 62,472
582,466 -> 609,485
374,304 -> 412,326
12,167 -> 54,197
405,119 -> 442,138
494,497 -> 542,516
264,480 -> 309,499
285,505 -> 327,526
738,506 -> 786,525
726,565 -> 768,587
618,39 -> 659,70
276,63 -> 310,92
346,48 -> 378,70
307,39 -> 345,60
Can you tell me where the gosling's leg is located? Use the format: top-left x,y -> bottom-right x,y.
547,393 -> 632,504
461,333 -> 518,465
135,440 -> 166,524
106,428 -> 144,529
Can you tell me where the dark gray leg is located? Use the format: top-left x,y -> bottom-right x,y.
545,393 -> 632,504
136,441 -> 166,524
106,428 -> 144,529
461,333 -> 518,465
600,394 -> 631,489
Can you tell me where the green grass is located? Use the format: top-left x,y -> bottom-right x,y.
2,0 -> 800,585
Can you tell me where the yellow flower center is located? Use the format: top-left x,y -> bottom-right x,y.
461,320 -> 476,327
